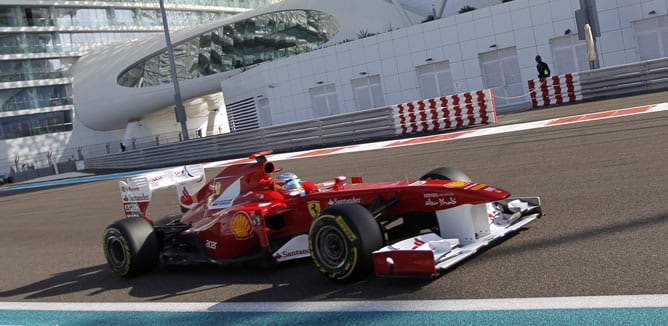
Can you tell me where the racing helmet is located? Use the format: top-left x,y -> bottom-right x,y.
274,172 -> 298,188
282,178 -> 306,197
274,172 -> 306,196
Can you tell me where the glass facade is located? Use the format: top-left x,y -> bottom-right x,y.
0,110 -> 73,140
118,10 -> 339,87
0,6 -> 236,29
0,1 -> 271,140
0,85 -> 72,113
0,59 -> 72,83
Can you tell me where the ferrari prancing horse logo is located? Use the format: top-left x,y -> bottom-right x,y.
308,201 -> 321,218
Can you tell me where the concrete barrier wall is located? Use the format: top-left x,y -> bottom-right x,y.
529,57 -> 668,109
84,90 -> 496,171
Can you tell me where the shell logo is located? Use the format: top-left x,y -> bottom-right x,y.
231,212 -> 252,239
214,181 -> 222,195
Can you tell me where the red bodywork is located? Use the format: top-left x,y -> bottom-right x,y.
143,151 -> 510,264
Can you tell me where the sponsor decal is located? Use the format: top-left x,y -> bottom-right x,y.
308,201 -> 321,218
412,237 -> 425,250
335,216 -> 357,242
409,180 -> 427,186
123,203 -> 141,217
209,178 -> 241,209
484,186 -> 501,193
211,198 -> 233,208
231,212 -> 252,239
205,240 -> 218,250
274,248 -> 310,260
148,175 -> 163,183
179,188 -> 194,206
173,167 -> 203,182
470,183 -> 487,191
327,197 -> 361,205
424,196 -> 457,207
214,181 -> 222,195
424,193 -> 455,198
120,185 -> 127,193
123,193 -> 149,202
445,181 -> 467,188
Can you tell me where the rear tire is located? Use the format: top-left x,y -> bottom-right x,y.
154,214 -> 182,226
103,217 -> 160,277
420,167 -> 472,182
308,204 -> 383,281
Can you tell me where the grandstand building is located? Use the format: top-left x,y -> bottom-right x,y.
0,0 -> 278,173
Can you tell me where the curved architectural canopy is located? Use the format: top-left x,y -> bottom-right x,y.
118,10 -> 338,88
72,0 -> 413,131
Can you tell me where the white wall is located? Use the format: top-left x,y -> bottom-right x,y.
221,0 -> 668,126
597,0 -> 668,65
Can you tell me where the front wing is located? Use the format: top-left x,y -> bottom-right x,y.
372,197 -> 543,277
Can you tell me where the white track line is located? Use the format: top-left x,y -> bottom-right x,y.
0,294 -> 666,312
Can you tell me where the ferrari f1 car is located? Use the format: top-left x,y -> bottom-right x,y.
104,150 -> 543,281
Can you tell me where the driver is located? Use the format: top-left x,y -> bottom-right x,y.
274,172 -> 306,197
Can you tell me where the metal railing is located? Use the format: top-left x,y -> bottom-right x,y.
577,57 -> 668,100
83,106 -> 398,171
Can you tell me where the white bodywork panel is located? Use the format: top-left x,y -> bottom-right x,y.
373,197 -> 542,276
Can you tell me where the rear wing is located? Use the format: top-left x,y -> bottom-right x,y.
119,164 -> 206,221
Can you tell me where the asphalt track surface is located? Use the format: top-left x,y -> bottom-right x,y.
1,92 -> 667,304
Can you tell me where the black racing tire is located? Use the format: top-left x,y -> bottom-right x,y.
420,167 -> 472,182
154,214 -> 182,226
103,217 -> 160,277
308,204 -> 383,281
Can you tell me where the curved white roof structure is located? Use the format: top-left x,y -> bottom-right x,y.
72,0 -> 417,131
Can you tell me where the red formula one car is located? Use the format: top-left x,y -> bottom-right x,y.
103,150 -> 543,281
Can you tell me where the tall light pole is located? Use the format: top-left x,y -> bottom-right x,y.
159,0 -> 189,140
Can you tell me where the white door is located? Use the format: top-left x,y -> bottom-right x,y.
416,60 -> 455,99
309,83 -> 339,117
550,34 -> 588,74
479,47 -> 523,106
351,75 -> 384,110
633,15 -> 668,60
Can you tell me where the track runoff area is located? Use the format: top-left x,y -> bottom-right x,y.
1,103 -> 668,324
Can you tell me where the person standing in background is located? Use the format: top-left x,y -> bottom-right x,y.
535,55 -> 551,78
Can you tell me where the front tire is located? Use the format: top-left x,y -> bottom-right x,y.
308,204 -> 383,281
103,217 -> 159,277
